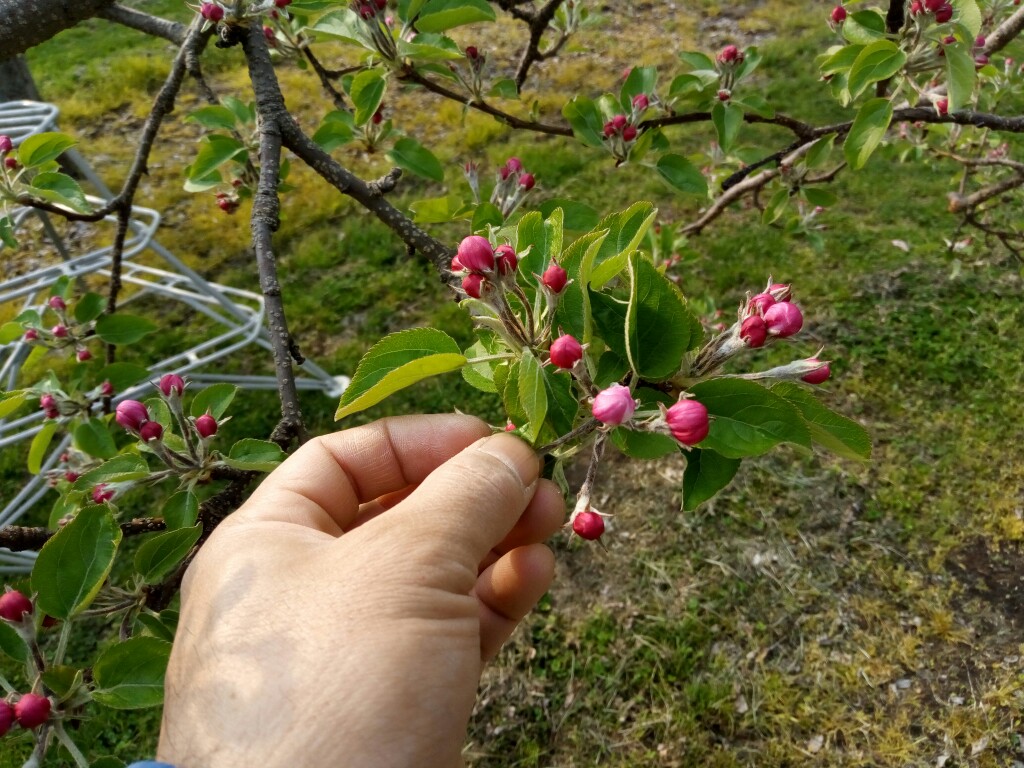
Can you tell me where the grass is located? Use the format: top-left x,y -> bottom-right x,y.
3,0 -> 1024,765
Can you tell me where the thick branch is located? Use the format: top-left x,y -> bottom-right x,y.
947,172 -> 1024,212
100,4 -> 187,44
0,0 -> 117,57
984,6 -> 1024,55
0,517 -> 165,552
514,0 -> 565,89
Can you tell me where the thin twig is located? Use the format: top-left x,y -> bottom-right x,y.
100,4 -> 187,44
514,0 -> 565,89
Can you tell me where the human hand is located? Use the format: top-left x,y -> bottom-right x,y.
158,414 -> 563,768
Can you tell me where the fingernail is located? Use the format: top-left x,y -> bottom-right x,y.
476,433 -> 540,489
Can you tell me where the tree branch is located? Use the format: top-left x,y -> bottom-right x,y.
0,517 -> 166,552
983,6 -> 1024,55
947,172 -> 1024,212
514,0 -> 565,89
99,4 -> 187,45
0,0 -> 117,57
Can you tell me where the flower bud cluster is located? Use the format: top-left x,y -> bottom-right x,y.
715,44 -> 746,92
909,0 -> 954,24
451,44 -> 488,99
489,156 -> 536,218
0,590 -> 54,737
602,95 -> 651,161
20,294 -> 95,362
352,0 -> 397,60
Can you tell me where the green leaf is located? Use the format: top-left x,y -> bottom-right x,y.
0,620 -> 28,663
28,421 -> 59,475
803,187 -> 837,207
552,230 -> 608,341
92,636 -> 171,709
562,96 -> 606,149
517,351 -> 548,443
620,65 -> 658,111
96,362 -> 150,391
689,378 -> 811,459
41,665 -> 83,701
471,201 -> 503,230
74,418 -> 118,460
590,289 -> 630,361
0,390 -> 30,419
187,135 -> 247,181
593,350 -> 629,388
843,98 -> 892,170
312,112 -> 355,152
655,154 -> 708,196
461,341 -> 499,393
611,427 -> 679,459
762,187 -> 790,225
771,382 -> 872,460
409,194 -> 471,224
488,78 -> 520,99
501,362 -> 527,429
190,383 -> 238,419
73,455 -> 150,491
516,208 -> 563,279
135,611 -> 176,643
90,758 -> 127,768
820,44 -> 864,76
625,253 -> 702,379
536,199 -> 599,231
387,137 -> 444,182
74,293 -> 106,324
0,216 -> 16,249
224,438 -> 286,472
17,132 -> 76,168
135,525 -> 202,584
842,10 -> 887,44
163,490 -> 199,530
25,172 -> 91,213
847,40 -> 906,99
711,101 -> 743,154
682,449 -> 741,510
955,0 -> 982,37
589,201 -> 658,287
540,363 -> 578,437
397,33 -> 465,61
416,0 -> 496,33
804,134 -> 836,169
336,328 -> 467,419
187,105 -> 239,132
945,42 -> 976,113
94,314 -> 157,345
311,9 -> 371,48
32,505 -> 122,619
678,51 -> 715,71
350,68 -> 387,126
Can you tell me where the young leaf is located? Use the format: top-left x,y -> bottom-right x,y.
562,96 -> 606,148
536,199 -> 599,231
25,172 -> 91,213
74,418 -> 118,460
0,390 -> 30,419
134,525 -> 202,584
846,40 -> 906,99
689,378 -> 811,458
842,10 -> 887,44
97,362 -> 150,391
945,42 -> 976,113
682,448 -> 741,510
589,201 -> 657,286
517,351 -> 548,443
92,636 -> 172,710
32,505 -> 122,620
416,0 -> 496,32
387,137 -> 444,182
187,105 -> 239,132
74,292 -> 106,323
336,328 -> 467,419
655,154 -> 708,196
223,438 -> 286,472
771,382 -> 871,460
72,455 -> 150,491
28,421 -> 58,475
611,427 -> 679,459
541,364 -> 579,437
188,135 -> 247,181
311,8 -> 372,48
163,490 -> 199,530
0,621 -> 28,663
350,68 -> 388,126
711,101 -> 743,154
16,132 -> 76,168
94,314 -> 158,345
552,230 -> 609,341
843,98 -> 892,170
190,383 -> 238,419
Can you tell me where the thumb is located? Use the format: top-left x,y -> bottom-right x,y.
379,433 -> 541,570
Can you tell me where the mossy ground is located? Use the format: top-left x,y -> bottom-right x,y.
2,0 -> 1023,765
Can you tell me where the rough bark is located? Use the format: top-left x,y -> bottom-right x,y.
0,0 -> 118,57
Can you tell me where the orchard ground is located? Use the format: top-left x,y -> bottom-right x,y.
2,0 -> 1024,765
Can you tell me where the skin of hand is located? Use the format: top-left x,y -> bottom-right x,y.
158,414 -> 564,768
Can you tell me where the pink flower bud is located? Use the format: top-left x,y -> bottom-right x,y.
740,315 -> 768,348
591,384 -> 637,426
64,471 -> 79,483
934,2 -> 953,22
4,156 -> 17,170
717,44 -> 741,64
0,135 -> 12,154
763,302 -> 803,337
462,273 -> 486,299
909,0 -> 923,13
100,380 -> 115,397
572,510 -> 605,540
115,399 -> 150,432
632,93 -> 649,111
936,98 -> 949,115
450,255 -> 465,273
0,700 -> 13,738
518,172 -> 535,190
23,328 -> 38,341
505,156 -> 523,173
831,5 -> 847,22
549,334 -> 583,369
0,590 -> 33,622
92,484 -> 115,504
159,373 -> 186,397
195,413 -> 219,438
801,359 -> 831,384
495,244 -> 518,275
603,120 -> 617,138
666,399 -> 709,446
275,0 -> 292,6
975,35 -> 986,48
44,407 -> 60,419
767,281 -> 792,301
372,108 -> 383,125
14,694 -> 51,730
51,324 -> 68,338
542,262 -> 568,294
747,292 -> 775,314
717,89 -> 731,101
622,125 -> 638,142
465,45 -> 479,60
457,235 -> 495,273
975,53 -> 989,67
200,2 -> 224,21
263,26 -> 276,44
39,394 -> 56,410
924,0 -> 944,10
217,197 -> 238,214
504,420 -> 516,432
358,3 -> 374,18
139,421 -> 164,442
76,348 -> 91,362
48,296 -> 66,311
611,114 -> 628,131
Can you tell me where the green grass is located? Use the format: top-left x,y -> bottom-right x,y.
4,1 -> 1024,766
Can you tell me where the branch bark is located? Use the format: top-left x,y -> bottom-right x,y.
0,0 -> 118,57
99,4 -> 187,44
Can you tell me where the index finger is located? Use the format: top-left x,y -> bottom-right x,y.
234,414 -> 491,533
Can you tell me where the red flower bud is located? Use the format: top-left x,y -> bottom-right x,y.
975,53 -> 989,67
358,3 -> 374,18
275,0 -> 292,6
39,394 -> 56,410
115,399 -> 150,432
200,2 -> 224,21
159,373 -> 186,397
217,197 -> 238,214
92,484 -> 115,504
372,108 -> 383,125
51,324 -> 68,338
631,93 -> 649,111
0,135 -> 12,154
495,244 -> 518,275
263,25 -> 277,44
100,380 -> 115,397
461,273 -> 485,299
76,348 -> 91,362
541,262 -> 568,293
48,296 -> 66,311
195,414 -> 219,438
909,0 -> 923,14
549,334 -> 583,369
23,328 -> 38,341
0,700 -> 13,738
14,694 -> 51,730
44,407 -> 60,419
717,89 -> 731,101
763,301 -> 803,337
572,510 -> 605,540
830,5 -> 847,23
924,0 -> 944,10
767,281 -> 792,301
611,114 -> 628,131
603,120 -> 617,138
622,125 -> 638,141
936,98 -> 949,115
450,255 -> 465,273
0,590 -> 33,622
801,359 -> 831,384
747,292 -> 775,314
64,471 -> 79,483
456,235 -> 495,273
934,3 -> 953,22
717,44 -> 741,64
518,172 -> 535,190
592,384 -> 637,426
666,399 -> 709,446
4,156 -> 18,170
740,315 -> 768,348
465,45 -> 479,59
505,156 -> 523,173
139,421 -> 164,442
